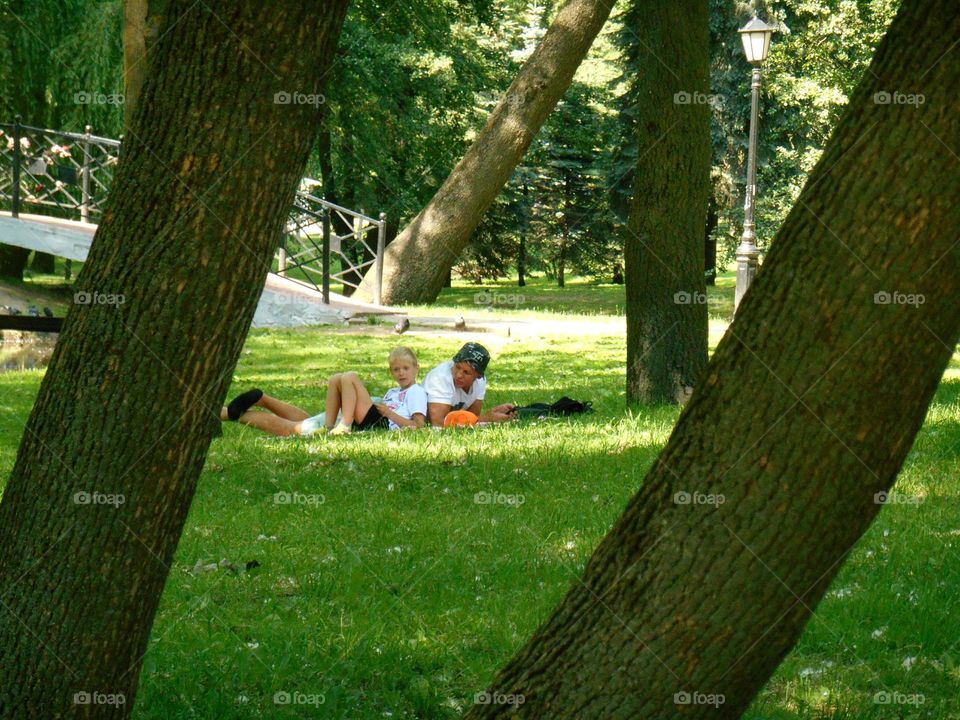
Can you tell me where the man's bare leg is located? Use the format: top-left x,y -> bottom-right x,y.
258,394 -> 311,421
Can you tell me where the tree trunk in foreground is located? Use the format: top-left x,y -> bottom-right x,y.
0,1 -> 350,716
356,0 -> 616,304
468,0 -> 959,717
624,0 -> 710,405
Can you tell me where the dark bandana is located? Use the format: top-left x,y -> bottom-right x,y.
453,342 -> 490,377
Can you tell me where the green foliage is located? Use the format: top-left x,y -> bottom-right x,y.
459,8 -> 623,285
708,0 -> 898,262
0,0 -> 123,135
312,0 -> 529,229
610,0 -> 897,267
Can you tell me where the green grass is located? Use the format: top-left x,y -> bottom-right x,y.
410,270 -> 736,321
0,285 -> 958,719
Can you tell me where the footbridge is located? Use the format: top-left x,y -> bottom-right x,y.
0,118 -> 399,327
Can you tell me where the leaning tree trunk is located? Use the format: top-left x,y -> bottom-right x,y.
0,1 -> 350,716
467,0 -> 959,717
624,0 -> 711,405
356,0 -> 617,305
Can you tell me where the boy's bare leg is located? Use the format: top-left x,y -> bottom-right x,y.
258,393 -> 311,421
325,374 -> 343,429
329,372 -> 374,435
235,410 -> 303,437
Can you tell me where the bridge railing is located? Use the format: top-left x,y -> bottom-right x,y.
0,118 -> 386,305
0,117 -> 119,222
283,182 -> 386,305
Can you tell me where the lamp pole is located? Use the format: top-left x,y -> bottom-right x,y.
734,16 -> 774,313
735,65 -> 763,312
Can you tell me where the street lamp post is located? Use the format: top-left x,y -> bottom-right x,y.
735,16 -> 774,312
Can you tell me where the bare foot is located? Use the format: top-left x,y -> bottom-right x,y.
328,423 -> 352,436
220,406 -> 229,421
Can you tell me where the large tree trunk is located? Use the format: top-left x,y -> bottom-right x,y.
0,1 -> 350,716
467,0 -> 959,717
624,0 -> 711,405
356,0 -> 617,305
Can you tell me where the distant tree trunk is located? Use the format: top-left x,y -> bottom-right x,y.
0,246 -> 29,280
624,0 -> 711,405
518,182 -> 528,287
357,0 -> 617,304
466,1 -> 960,716
557,243 -> 566,287
517,236 -> 526,287
704,193 -> 718,286
0,1 -> 350,716
122,0 -> 166,131
611,262 -> 624,284
29,251 -> 55,274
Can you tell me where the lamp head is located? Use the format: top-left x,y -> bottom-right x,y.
738,16 -> 774,65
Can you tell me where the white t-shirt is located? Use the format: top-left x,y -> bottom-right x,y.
381,384 -> 428,430
422,360 -> 486,412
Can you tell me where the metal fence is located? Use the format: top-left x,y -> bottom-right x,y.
0,119 -> 119,222
0,118 -> 386,304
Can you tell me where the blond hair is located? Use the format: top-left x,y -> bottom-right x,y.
388,346 -> 418,366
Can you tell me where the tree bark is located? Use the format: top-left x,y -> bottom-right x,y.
356,0 -> 617,305
28,251 -> 55,274
122,0 -> 167,132
0,1 -> 350,716
624,0 -> 711,405
0,246 -> 29,280
467,0 -> 959,716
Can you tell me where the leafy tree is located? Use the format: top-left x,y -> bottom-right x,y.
0,0 -> 350,713
467,0 -> 958,714
356,0 -> 619,304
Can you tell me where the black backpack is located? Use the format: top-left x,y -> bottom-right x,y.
514,396 -> 593,418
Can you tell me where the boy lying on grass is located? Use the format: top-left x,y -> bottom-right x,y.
220,346 -> 427,436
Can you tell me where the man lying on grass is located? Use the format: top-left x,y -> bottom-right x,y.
220,346 -> 427,436
422,342 -> 517,426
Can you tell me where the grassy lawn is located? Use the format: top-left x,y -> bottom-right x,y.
0,280 -> 958,718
